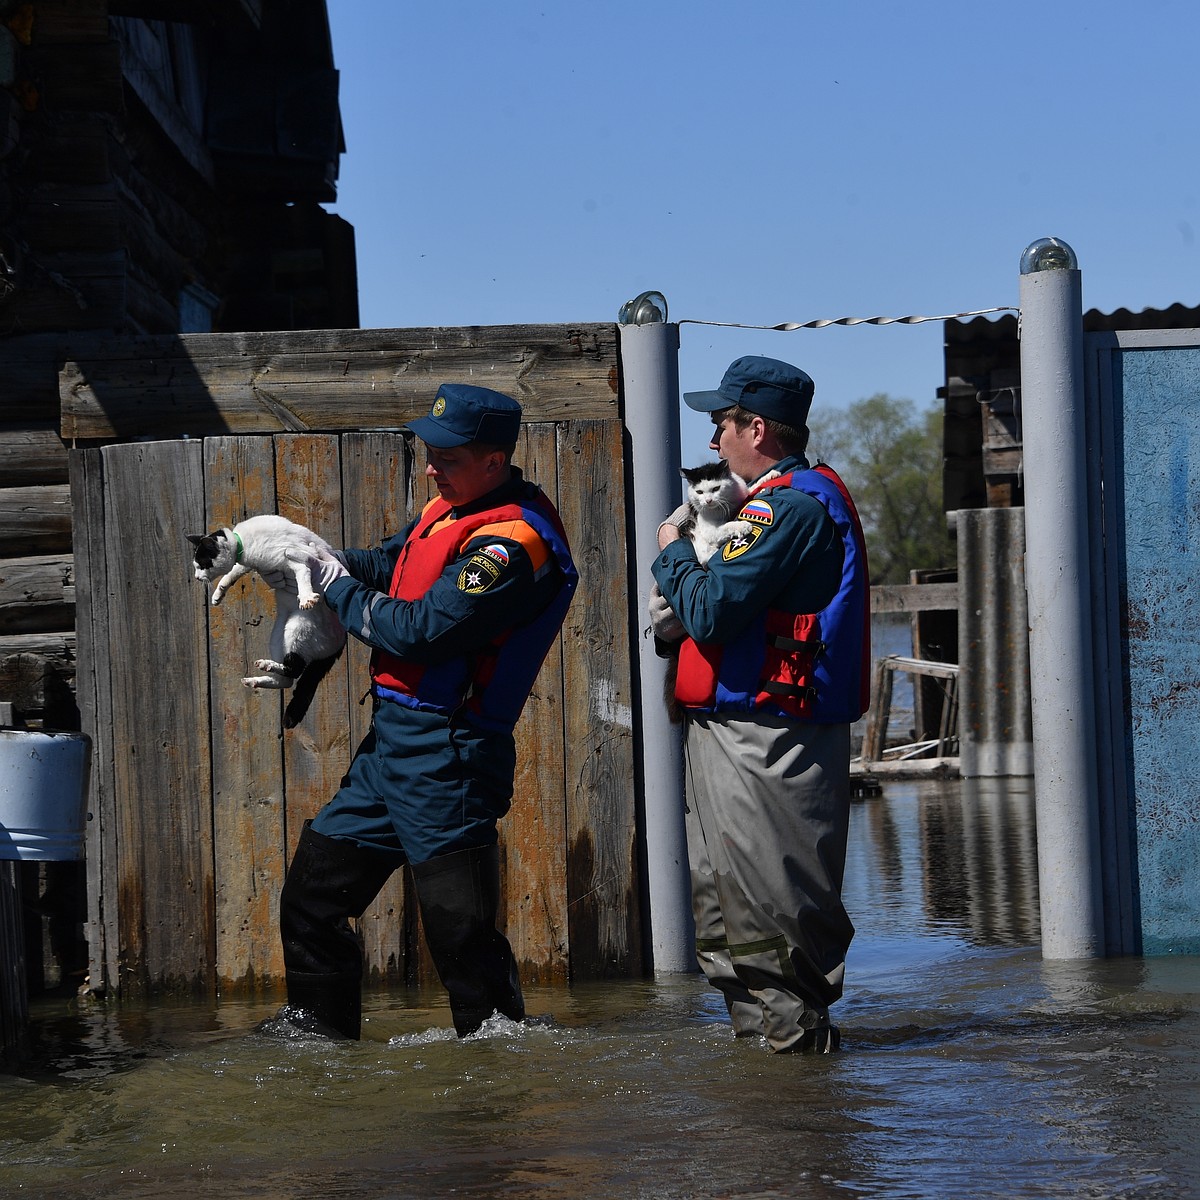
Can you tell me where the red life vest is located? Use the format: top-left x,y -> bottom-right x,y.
371,491 -> 577,732
674,464 -> 871,722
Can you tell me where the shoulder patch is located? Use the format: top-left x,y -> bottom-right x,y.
478,542 -> 510,567
738,499 -> 774,526
458,553 -> 504,593
721,524 -> 763,561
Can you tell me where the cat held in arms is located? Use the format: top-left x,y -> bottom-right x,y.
658,460 -> 757,722
188,515 -> 347,729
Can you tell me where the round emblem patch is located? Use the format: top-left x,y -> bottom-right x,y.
432,396 -> 446,417
721,524 -> 762,561
458,553 -> 502,593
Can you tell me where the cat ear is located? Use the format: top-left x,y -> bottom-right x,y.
186,534 -> 203,546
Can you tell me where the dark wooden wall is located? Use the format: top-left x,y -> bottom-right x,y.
0,0 -> 354,734
69,322 -> 644,997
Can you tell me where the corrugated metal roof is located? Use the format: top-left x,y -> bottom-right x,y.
946,302 -> 1200,345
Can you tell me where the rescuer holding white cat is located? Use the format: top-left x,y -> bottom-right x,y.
649,356 -> 870,1053
277,384 -> 577,1039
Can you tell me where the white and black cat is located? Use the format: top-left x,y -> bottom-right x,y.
188,514 -> 347,729
675,459 -> 753,562
658,460 -> 755,721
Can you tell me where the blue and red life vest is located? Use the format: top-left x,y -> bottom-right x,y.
371,491 -> 577,733
674,464 -> 871,723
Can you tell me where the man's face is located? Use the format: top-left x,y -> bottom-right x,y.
424,442 -> 504,506
709,410 -> 759,480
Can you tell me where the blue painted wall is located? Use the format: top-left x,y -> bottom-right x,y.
1113,345 -> 1200,954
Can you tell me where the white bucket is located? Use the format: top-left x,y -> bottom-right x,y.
0,729 -> 92,861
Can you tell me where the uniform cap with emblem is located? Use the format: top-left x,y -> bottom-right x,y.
405,384 -> 523,448
683,356 -> 815,426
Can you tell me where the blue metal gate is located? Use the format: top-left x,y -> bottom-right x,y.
1089,330 -> 1200,954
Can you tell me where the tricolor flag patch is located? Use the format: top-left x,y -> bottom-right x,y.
480,543 -> 510,567
738,499 -> 775,526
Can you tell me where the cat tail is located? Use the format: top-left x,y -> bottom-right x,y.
283,647 -> 345,729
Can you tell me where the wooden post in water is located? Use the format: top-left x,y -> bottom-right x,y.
0,861 -> 27,1068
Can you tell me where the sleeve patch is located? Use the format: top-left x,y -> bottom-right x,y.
737,499 -> 774,525
478,543 -> 511,567
720,524 -> 763,561
458,553 -> 504,593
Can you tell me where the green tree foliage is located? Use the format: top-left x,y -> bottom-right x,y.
808,394 -> 954,585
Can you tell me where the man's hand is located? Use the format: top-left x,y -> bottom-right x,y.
657,502 -> 690,550
285,544 -> 349,595
259,566 -> 296,593
648,583 -> 685,643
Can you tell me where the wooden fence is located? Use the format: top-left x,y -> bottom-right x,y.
68,323 -> 644,998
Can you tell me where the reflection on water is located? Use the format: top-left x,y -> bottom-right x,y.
852,775 -> 1040,948
3,778 -> 1199,1199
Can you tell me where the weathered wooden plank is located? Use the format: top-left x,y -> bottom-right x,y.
202,436 -> 287,992
983,445 -> 1023,477
0,553 -> 74,633
24,186 -> 121,254
0,256 -> 127,336
68,447 -> 118,995
504,422 -> 570,984
557,420 -> 642,980
340,431 -> 412,986
0,630 -> 76,711
275,435 -> 352,847
0,424 -> 70,488
0,484 -> 73,554
103,440 -> 214,995
59,323 -> 621,440
22,115 -> 109,186
0,334 -> 69,422
122,271 -> 184,339
870,581 -> 959,614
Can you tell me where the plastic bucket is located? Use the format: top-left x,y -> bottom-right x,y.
0,729 -> 92,861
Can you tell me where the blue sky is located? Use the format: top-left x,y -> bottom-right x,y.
326,0 -> 1200,455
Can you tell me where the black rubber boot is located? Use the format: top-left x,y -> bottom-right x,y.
278,821 -> 395,1039
280,970 -> 363,1039
411,843 -> 525,1037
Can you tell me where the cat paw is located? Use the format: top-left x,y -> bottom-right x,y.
253,659 -> 287,674
210,592 -> 224,606
298,595 -> 319,610
242,674 -> 285,690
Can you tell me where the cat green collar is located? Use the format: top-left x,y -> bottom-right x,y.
232,530 -> 245,563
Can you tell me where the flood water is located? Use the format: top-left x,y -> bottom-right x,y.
4,775 -> 1199,1199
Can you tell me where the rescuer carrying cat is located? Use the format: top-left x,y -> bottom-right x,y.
277,383 -> 577,1039
648,355 -> 870,1053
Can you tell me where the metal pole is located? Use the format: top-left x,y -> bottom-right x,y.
1018,239 -> 1106,958
618,313 -> 694,973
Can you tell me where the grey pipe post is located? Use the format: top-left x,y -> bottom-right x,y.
617,295 -> 694,973
1018,238 -> 1105,958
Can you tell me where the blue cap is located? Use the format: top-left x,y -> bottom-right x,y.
405,383 -> 523,448
683,356 -> 815,426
